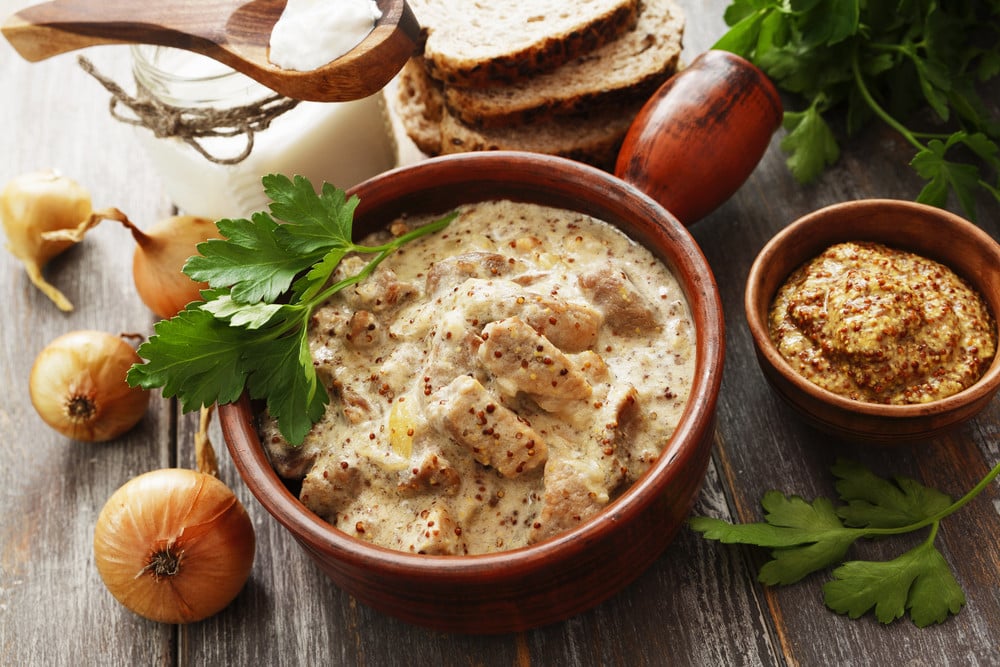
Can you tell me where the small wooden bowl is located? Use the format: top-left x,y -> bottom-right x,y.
219,151 -> 725,633
745,199 -> 1000,443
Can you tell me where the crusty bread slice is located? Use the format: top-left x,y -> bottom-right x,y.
394,56 -> 445,156
443,0 -> 684,129
393,55 -> 643,170
408,0 -> 640,88
439,102 -> 642,171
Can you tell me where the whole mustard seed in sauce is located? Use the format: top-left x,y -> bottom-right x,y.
769,241 -> 996,404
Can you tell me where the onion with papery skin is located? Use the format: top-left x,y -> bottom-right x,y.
93,467 -> 256,624
1,170 -> 130,311
129,215 -> 222,319
29,330 -> 150,442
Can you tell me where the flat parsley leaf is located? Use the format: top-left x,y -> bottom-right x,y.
690,458 -> 1000,627
127,305 -> 250,411
824,536 -> 966,627
128,174 -> 455,445
832,459 -> 953,529
781,101 -> 841,183
184,213 -> 321,304
691,492 -> 860,585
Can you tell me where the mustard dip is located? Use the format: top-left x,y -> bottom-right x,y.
769,241 -> 996,404
261,200 -> 696,555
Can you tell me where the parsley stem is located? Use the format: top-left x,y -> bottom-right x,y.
850,48 -> 926,153
923,520 -> 941,547
309,215 -> 455,308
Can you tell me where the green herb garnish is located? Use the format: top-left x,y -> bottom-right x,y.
126,174 -> 455,445
691,458 -> 1000,627
714,1 -> 1000,220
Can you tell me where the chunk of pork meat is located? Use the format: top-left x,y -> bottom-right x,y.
330,378 -> 373,424
426,375 -> 547,477
479,316 -> 592,400
578,263 -> 658,336
425,251 -> 523,294
419,312 -> 485,398
530,385 -> 642,543
459,278 -> 601,353
398,449 -> 462,496
343,266 -> 416,312
345,310 -> 380,348
299,454 -> 362,519
529,458 -> 605,543
401,501 -> 461,555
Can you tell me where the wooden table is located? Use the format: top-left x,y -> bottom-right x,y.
2,1 -> 997,664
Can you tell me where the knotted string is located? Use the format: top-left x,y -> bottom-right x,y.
78,55 -> 300,165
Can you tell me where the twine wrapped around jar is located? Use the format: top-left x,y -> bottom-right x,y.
78,55 -> 299,165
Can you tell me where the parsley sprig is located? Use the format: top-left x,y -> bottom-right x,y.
691,458 -> 1000,627
126,174 -> 455,445
714,1 -> 1000,220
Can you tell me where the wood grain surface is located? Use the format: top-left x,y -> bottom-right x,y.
1,0 -> 997,664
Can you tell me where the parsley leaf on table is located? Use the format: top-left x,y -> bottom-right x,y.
831,458 -> 952,528
126,174 -> 456,445
714,0 -> 1000,220
824,532 -> 966,627
690,493 -> 860,584
690,458 -> 1000,627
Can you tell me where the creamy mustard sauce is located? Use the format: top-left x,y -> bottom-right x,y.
770,241 -> 996,404
261,200 -> 695,554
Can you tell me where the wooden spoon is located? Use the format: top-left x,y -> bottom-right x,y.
1,0 -> 420,102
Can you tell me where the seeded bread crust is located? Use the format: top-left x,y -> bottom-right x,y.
444,0 -> 684,129
409,0 -> 641,88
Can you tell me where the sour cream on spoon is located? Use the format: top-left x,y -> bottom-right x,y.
269,0 -> 383,71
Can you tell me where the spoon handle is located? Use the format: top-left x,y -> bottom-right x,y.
2,0 -> 244,62
3,1 -> 124,60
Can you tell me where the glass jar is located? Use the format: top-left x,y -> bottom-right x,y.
129,45 -> 397,220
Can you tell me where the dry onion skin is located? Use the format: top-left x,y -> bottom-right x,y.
94,468 -> 256,624
1,170 -> 129,311
29,330 -> 150,442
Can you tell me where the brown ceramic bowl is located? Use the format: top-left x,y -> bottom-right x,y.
219,151 -> 725,633
745,199 -> 1000,443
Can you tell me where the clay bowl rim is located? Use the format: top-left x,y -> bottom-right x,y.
744,198 -> 1000,436
220,150 -> 724,581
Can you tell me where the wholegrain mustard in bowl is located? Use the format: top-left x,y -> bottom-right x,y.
745,199 -> 1000,443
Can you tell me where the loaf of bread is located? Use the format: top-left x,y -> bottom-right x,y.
407,0 -> 641,88
392,0 -> 686,171
394,56 -> 643,170
443,0 -> 684,128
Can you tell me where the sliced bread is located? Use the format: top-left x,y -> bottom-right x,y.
393,55 -> 642,170
443,0 -> 685,129
438,102 -> 643,171
394,56 -> 445,156
407,0 -> 640,88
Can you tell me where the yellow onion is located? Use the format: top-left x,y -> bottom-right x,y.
93,468 -> 255,624
129,215 -> 222,318
29,330 -> 150,442
0,171 -> 91,310
0,170 -> 121,311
